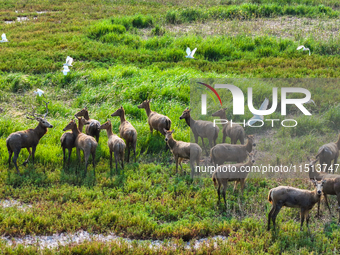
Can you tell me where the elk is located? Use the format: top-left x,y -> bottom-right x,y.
315,134 -> 340,172
60,117 -> 89,165
164,129 -> 202,178
180,108 -> 219,155
212,151 -> 256,206
267,178 -> 325,231
210,135 -> 256,165
74,107 -> 101,142
111,106 -> 137,163
99,120 -> 126,174
137,100 -> 171,136
307,157 -> 340,222
212,108 -> 245,144
6,101 -> 53,174
63,119 -> 97,174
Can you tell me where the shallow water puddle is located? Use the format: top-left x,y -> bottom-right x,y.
2,230 -> 227,250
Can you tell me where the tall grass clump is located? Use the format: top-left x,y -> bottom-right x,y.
88,22 -> 126,39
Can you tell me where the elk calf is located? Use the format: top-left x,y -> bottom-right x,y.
111,106 -> 137,163
210,135 -> 255,165
164,129 -> 202,178
75,107 -> 101,142
60,117 -> 89,165
180,108 -> 219,155
212,151 -> 256,206
267,179 -> 325,231
212,108 -> 245,144
63,119 -> 97,175
137,100 -> 171,136
6,102 -> 53,174
99,120 -> 126,174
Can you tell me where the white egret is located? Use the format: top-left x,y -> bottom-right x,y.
305,99 -> 316,106
63,56 -> 73,66
63,66 -> 70,75
33,89 -> 44,97
297,45 -> 310,56
0,33 -> 8,43
246,98 -> 269,126
185,47 -> 197,59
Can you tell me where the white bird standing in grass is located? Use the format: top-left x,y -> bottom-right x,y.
185,47 -> 197,59
63,56 -> 73,66
0,33 -> 8,42
246,98 -> 269,126
63,66 -> 70,75
297,45 -> 310,56
33,89 -> 45,97
305,99 -> 316,106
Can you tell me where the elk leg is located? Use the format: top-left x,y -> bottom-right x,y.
217,183 -> 221,205
68,148 -> 72,165
240,136 -> 244,145
268,206 -> 275,230
110,151 -> 113,169
114,151 -> 118,174
300,208 -> 306,230
175,155 -> 179,174
121,151 -> 124,170
133,143 -> 136,163
76,148 -> 81,164
306,211 -> 311,229
31,146 -> 36,165
222,133 -> 226,144
12,149 -> 21,174
324,194 -> 332,217
62,148 -> 66,164
84,152 -> 90,173
8,149 -> 13,167
240,179 -> 245,195
194,134 -> 198,144
317,200 -> 321,218
23,148 -> 32,166
92,151 -> 96,176
222,185 -> 227,208
333,157 -> 338,174
126,141 -> 130,163
272,204 -> 282,230
336,192 -> 340,224
233,181 -> 238,193
200,137 -> 208,156
178,158 -> 184,174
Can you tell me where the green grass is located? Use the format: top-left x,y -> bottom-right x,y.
1,0 -> 340,253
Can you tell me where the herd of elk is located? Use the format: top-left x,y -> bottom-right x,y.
6,100 -> 340,232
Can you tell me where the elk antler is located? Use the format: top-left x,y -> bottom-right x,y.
26,106 -> 38,120
43,101 -> 49,119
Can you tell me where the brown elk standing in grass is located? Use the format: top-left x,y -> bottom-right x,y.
212,108 -> 245,144
164,129 -> 202,178
267,178 -> 325,231
111,106 -> 137,163
6,101 -> 53,174
212,151 -> 256,207
137,100 -> 171,136
74,107 -> 101,142
210,135 -> 256,166
63,118 -> 97,175
315,134 -> 340,172
60,117 -> 89,165
99,120 -> 126,174
179,108 -> 219,156
307,157 -> 340,222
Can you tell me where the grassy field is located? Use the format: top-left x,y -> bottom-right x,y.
1,0 -> 340,253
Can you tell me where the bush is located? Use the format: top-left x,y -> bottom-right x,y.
88,23 -> 126,39
151,25 -> 166,36
132,15 -> 153,28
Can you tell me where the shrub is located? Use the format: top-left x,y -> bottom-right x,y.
88,23 -> 126,39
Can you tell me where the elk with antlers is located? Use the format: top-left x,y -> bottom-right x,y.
6,101 -> 53,174
75,107 -> 101,142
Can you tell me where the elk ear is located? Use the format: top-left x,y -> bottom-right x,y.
188,109 -> 191,112
224,107 -> 228,110
322,179 -> 326,184
84,106 -> 87,110
307,156 -> 310,161
121,106 -> 123,109
172,129 -> 175,133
